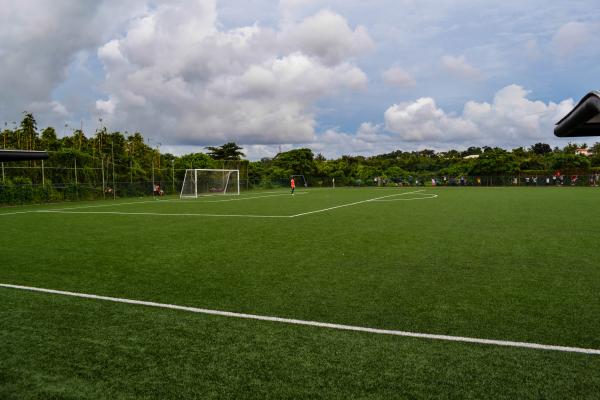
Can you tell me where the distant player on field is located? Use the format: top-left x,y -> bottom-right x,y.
290,177 -> 295,195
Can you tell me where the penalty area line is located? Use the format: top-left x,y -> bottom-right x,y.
372,193 -> 439,202
289,189 -> 426,218
2,283 -> 598,355
201,192 -> 308,203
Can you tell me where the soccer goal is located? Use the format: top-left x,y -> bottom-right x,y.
180,169 -> 240,198
291,174 -> 308,188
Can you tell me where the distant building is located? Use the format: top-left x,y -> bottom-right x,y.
575,148 -> 591,157
463,154 -> 480,159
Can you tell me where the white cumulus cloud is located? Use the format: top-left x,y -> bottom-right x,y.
0,2 -> 101,122
384,84 -> 574,147
96,1 -> 371,146
283,9 -> 374,66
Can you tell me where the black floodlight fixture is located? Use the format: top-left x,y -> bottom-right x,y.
0,149 -> 49,162
554,91 -> 600,137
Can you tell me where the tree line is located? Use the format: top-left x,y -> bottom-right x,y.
261,142 -> 600,186
1,112 -> 600,203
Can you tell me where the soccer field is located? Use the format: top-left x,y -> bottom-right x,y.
1,187 -> 600,399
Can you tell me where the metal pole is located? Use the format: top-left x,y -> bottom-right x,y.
172,160 -> 175,194
1,162 -> 4,183
41,159 -> 45,187
152,153 -> 155,198
74,156 -> 78,200
101,156 -> 105,199
111,141 -> 116,200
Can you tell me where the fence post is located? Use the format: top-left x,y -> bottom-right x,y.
152,157 -> 154,198
101,156 -> 106,199
111,141 -> 116,200
1,162 -> 4,182
74,156 -> 79,200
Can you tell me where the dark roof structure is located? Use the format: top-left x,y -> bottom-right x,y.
554,91 -> 600,137
0,150 -> 49,162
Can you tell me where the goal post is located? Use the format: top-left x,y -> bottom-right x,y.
180,169 -> 240,198
291,174 -> 308,188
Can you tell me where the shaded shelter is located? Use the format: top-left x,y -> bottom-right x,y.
555,91 -> 600,137
0,150 -> 49,162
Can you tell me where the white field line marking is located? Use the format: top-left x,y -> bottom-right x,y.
1,283 -> 598,356
289,190 -> 425,218
372,194 -> 439,202
7,196 -> 195,213
5,190 -> 429,219
37,210 -> 290,218
1,200 -> 161,215
201,192 -> 308,203
46,191 -> 294,211
0,210 -> 40,216
35,190 -> 429,218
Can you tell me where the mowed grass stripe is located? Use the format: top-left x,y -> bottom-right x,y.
2,283 -> 599,355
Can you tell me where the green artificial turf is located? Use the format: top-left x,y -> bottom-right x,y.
1,187 -> 600,398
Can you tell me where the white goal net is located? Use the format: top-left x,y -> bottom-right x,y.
180,169 -> 240,198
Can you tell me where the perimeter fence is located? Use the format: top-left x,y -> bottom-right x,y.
2,160 -> 599,206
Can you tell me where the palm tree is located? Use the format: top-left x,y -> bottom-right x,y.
205,142 -> 245,160
20,112 -> 37,150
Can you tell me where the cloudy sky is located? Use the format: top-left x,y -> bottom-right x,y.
1,0 -> 599,159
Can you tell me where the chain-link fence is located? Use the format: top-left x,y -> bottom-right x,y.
2,163 -> 600,205
0,151 -> 255,205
